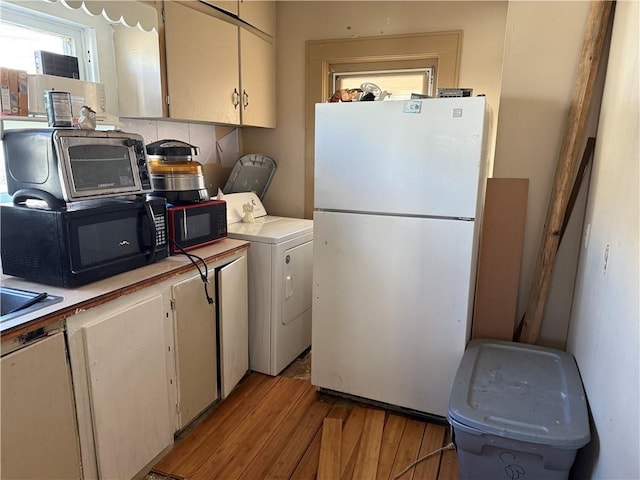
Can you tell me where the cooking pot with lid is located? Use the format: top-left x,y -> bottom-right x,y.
146,139 -> 209,203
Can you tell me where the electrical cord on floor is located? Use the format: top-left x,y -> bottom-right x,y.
170,237 -> 215,305
391,442 -> 456,480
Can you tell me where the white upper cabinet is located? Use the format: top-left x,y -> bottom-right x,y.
240,28 -> 276,128
163,1 -> 275,127
203,0 -> 275,37
239,0 -> 276,37
113,23 -> 163,118
164,1 -> 241,125
203,0 -> 239,16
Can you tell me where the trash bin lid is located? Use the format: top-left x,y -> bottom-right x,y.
448,340 -> 590,448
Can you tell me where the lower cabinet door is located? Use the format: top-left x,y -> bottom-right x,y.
218,255 -> 249,398
82,294 -> 172,479
172,272 -> 219,429
1,332 -> 82,480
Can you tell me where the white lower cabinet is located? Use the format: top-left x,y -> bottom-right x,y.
172,272 -> 219,429
64,248 -> 249,478
217,255 -> 249,398
171,254 -> 249,430
66,289 -> 174,480
1,332 -> 82,480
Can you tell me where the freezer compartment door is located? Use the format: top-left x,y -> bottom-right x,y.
311,211 -> 477,416
314,98 -> 487,218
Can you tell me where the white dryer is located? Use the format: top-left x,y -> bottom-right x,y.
223,192 -> 313,375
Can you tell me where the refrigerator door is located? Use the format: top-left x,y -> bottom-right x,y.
311,211 -> 476,416
314,97 -> 487,219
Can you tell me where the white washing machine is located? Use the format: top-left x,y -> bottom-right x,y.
223,192 -> 313,375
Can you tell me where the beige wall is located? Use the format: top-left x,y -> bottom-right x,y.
495,1 -> 606,347
567,2 -> 639,476
243,1 -> 508,218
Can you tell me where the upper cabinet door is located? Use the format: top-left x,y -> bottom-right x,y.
164,1 -> 240,124
240,28 -> 276,128
113,12 -> 163,118
203,0 -> 239,16
201,0 -> 275,37
238,0 -> 276,37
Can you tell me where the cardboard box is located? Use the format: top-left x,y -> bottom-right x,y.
0,67 -> 10,114
9,68 -> 19,114
17,69 -> 28,116
0,67 -> 28,116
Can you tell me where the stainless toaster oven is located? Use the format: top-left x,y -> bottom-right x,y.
3,128 -> 153,202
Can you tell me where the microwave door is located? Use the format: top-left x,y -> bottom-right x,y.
67,199 -> 167,276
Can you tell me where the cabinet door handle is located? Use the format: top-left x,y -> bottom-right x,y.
232,88 -> 240,109
242,89 -> 249,108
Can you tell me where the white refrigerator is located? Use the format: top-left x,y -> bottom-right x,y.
311,97 -> 490,417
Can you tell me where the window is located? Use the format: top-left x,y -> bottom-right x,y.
0,3 -> 96,81
333,67 -> 436,101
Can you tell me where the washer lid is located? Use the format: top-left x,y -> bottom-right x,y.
223,153 -> 276,199
448,340 -> 590,448
227,216 -> 313,244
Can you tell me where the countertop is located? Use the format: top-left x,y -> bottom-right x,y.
0,238 -> 249,340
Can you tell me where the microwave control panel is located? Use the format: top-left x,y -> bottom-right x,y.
153,212 -> 167,247
148,200 -> 167,248
147,197 -> 169,260
153,214 -> 167,245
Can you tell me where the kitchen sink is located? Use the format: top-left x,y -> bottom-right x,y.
0,286 -> 64,323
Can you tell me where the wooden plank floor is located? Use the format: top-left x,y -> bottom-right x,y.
152,373 -> 459,480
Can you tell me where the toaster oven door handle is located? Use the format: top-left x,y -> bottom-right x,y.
12,189 -> 66,210
143,200 -> 158,265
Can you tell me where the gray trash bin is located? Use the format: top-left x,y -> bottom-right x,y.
448,340 -> 590,480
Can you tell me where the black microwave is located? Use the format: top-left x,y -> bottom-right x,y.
167,199 -> 227,254
0,197 -> 168,287
3,128 -> 153,203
